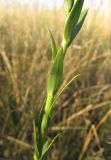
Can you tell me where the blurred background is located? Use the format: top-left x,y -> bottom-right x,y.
0,0 -> 111,160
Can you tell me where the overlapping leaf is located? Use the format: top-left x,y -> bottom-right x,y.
39,134 -> 60,160
33,0 -> 88,159
47,28 -> 57,62
33,119 -> 39,160
47,48 -> 64,96
64,0 -> 85,47
70,9 -> 88,44
64,0 -> 74,13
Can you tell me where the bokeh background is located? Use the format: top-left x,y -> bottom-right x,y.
0,0 -> 111,160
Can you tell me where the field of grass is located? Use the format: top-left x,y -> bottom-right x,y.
0,5 -> 111,160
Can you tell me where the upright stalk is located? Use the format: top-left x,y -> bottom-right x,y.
33,0 -> 88,159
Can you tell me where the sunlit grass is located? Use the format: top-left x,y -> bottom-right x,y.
0,3 -> 111,160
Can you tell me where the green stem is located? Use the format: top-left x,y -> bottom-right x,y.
41,95 -> 54,137
34,153 -> 39,160
45,95 -> 54,114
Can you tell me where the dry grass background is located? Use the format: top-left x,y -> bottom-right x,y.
0,4 -> 111,160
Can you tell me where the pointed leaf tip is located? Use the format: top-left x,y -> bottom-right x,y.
64,0 -> 85,47
47,48 -> 64,96
40,134 -> 60,160
47,28 -> 57,62
33,119 -> 39,159
70,8 -> 88,43
64,0 -> 74,13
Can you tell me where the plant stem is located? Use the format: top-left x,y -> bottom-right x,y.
41,95 -> 54,137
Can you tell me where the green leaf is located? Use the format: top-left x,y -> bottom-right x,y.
34,154 -> 38,160
37,99 -> 48,154
41,113 -> 49,137
44,95 -> 54,115
64,0 -> 85,47
70,9 -> 88,43
33,119 -> 39,160
38,98 -> 46,134
46,75 -> 79,117
64,0 -> 74,13
52,74 -> 79,106
47,48 -> 64,96
47,28 -> 57,62
39,134 -> 60,160
56,74 -> 79,100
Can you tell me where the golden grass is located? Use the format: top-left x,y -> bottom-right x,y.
0,5 -> 111,160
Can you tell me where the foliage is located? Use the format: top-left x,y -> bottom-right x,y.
0,2 -> 111,160
33,1 -> 88,159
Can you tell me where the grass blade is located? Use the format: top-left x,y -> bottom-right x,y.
64,0 -> 74,13
33,119 -> 39,160
53,75 -> 79,105
40,134 -> 60,160
47,28 -> 57,62
47,48 -> 64,96
48,74 -> 79,116
70,9 -> 88,43
64,0 -> 84,47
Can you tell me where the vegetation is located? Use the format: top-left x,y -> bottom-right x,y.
0,2 -> 111,160
33,0 -> 88,160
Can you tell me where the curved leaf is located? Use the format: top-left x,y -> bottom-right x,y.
70,9 -> 88,43
47,48 -> 64,96
47,28 -> 57,62
52,74 -> 79,107
40,134 -> 60,160
64,0 -> 74,13
64,0 -> 84,47
33,119 -> 39,160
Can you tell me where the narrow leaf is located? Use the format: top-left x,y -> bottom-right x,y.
64,0 -> 84,47
47,48 -> 64,96
57,75 -> 79,99
70,9 -> 88,43
33,119 -> 39,159
53,75 -> 79,105
47,28 -> 57,62
64,0 -> 74,13
37,99 -> 47,154
40,134 -> 60,160
38,98 -> 46,134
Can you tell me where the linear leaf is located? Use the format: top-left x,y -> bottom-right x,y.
64,0 -> 74,13
47,28 -> 57,62
47,48 -> 64,96
33,119 -> 39,160
39,134 -> 60,160
57,75 -> 79,99
52,74 -> 79,106
38,98 -> 46,134
70,9 -> 88,43
64,0 -> 84,47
